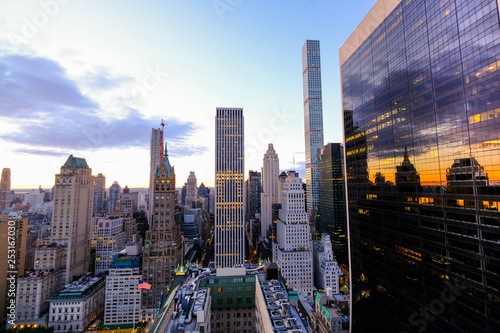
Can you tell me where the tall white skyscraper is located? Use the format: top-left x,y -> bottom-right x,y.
185,171 -> 197,207
302,40 -> 324,215
215,107 -> 245,268
148,126 -> 164,225
50,155 -> 94,284
273,171 -> 313,296
260,143 -> 279,239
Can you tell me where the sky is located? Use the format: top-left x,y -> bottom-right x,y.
0,0 -> 376,189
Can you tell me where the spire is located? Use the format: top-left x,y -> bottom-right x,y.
157,141 -> 174,178
403,145 -> 410,161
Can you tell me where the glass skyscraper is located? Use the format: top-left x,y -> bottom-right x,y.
340,0 -> 500,332
215,107 -> 245,268
317,143 -> 348,266
303,40 -> 325,216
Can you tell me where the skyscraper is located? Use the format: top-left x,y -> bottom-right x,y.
185,171 -> 197,207
92,173 -> 106,217
317,143 -> 347,265
50,155 -> 94,284
260,144 -> 279,239
142,142 -> 182,319
246,170 -> 261,220
302,40 -> 325,216
341,0 -> 500,331
148,126 -> 164,225
273,171 -> 313,296
0,168 -> 11,212
215,107 -> 245,268
108,181 -> 121,213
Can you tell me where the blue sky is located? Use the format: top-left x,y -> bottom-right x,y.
0,0 -> 376,188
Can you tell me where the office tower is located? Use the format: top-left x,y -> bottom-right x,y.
108,181 -> 121,213
149,126 -> 164,225
104,256 -> 141,326
302,40 -> 325,216
260,144 -> 279,240
185,171 -> 197,207
0,168 -> 11,212
317,143 -> 348,265
121,190 -> 139,214
181,183 -> 187,205
92,173 -> 106,217
215,107 -> 245,268
92,216 -> 126,273
273,172 -> 313,296
142,142 -> 182,319
50,155 -> 94,284
246,170 -> 261,219
340,0 -> 500,331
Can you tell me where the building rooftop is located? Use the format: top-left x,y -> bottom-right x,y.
63,155 -> 89,169
257,274 -> 307,333
48,276 -> 105,302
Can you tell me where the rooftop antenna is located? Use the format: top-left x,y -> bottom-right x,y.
160,119 -> 167,160
293,154 -> 296,171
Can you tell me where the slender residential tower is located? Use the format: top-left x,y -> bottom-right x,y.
50,155 -> 94,284
341,0 -> 500,331
260,144 -> 279,239
302,40 -> 325,216
215,107 -> 245,268
0,168 -> 11,212
148,124 -> 164,225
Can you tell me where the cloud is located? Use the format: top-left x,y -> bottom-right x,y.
80,68 -> 134,90
15,149 -> 68,157
0,54 -> 97,115
0,54 -> 205,157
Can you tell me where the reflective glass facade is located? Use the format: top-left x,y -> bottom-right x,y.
317,143 -> 348,265
341,0 -> 500,332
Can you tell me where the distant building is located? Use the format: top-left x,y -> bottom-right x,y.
185,171 -> 197,207
314,292 -> 349,333
92,173 -> 106,217
261,144 -> 279,240
273,172 -> 313,296
0,168 -> 11,212
317,143 -> 347,265
121,189 -> 139,214
91,216 -> 126,273
215,107 -> 245,268
108,181 -> 121,213
246,170 -> 261,219
48,276 -> 106,333
50,155 -> 94,284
